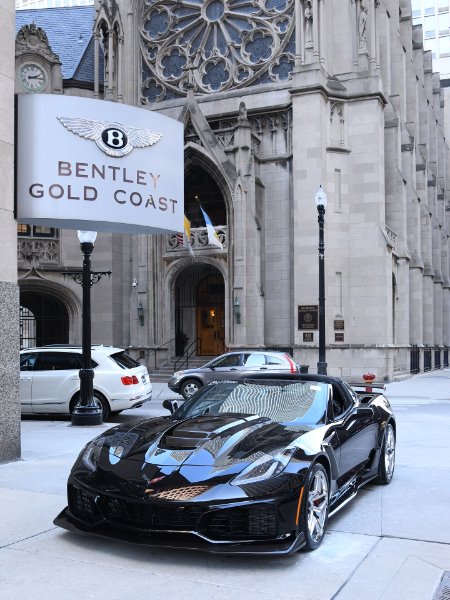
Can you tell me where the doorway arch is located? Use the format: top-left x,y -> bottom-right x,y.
20,290 -> 69,348
174,263 -> 225,356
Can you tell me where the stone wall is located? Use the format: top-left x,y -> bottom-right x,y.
0,0 -> 20,463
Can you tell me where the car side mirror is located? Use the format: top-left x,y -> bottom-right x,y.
163,399 -> 179,414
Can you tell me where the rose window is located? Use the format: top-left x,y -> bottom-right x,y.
140,0 -> 295,102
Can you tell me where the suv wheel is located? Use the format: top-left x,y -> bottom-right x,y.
181,379 -> 202,400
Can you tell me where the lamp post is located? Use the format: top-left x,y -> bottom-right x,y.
71,230 -> 103,426
315,186 -> 328,375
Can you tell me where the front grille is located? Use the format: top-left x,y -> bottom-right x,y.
204,506 -> 277,540
69,484 -> 204,530
68,485 -> 102,523
68,484 -> 279,541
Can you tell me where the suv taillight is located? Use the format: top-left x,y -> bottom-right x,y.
121,375 -> 139,385
285,354 -> 298,373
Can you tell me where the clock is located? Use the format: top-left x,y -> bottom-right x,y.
18,63 -> 47,92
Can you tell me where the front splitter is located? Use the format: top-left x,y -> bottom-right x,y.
54,507 -> 305,556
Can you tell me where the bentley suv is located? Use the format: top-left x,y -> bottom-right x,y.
20,345 -> 152,421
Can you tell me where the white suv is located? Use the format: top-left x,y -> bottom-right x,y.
19,345 -> 152,421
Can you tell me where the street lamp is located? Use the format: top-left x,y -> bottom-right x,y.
71,230 -> 103,426
315,186 -> 327,375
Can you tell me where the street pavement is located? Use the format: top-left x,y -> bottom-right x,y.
1,375 -> 450,599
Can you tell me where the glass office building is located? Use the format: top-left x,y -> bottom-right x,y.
412,0 -> 450,76
16,0 -> 92,8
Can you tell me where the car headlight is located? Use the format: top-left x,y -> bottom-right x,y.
172,371 -> 184,379
81,436 -> 105,473
230,447 -> 296,486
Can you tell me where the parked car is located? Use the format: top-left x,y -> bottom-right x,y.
168,350 -> 300,399
54,374 -> 396,555
20,345 -> 152,421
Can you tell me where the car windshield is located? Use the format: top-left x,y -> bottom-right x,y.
173,379 -> 328,425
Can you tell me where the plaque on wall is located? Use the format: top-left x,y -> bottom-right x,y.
303,332 -> 314,342
335,332 -> 344,342
334,319 -> 344,330
298,305 -> 318,330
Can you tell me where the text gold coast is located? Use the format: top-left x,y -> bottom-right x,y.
27,160 -> 178,212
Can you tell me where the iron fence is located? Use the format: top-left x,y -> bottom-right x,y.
424,348 -> 432,371
410,345 -> 420,374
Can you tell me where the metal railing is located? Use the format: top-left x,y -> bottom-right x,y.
148,338 -> 175,371
424,347 -> 432,372
434,347 -> 441,370
410,345 -> 420,374
173,337 -> 200,372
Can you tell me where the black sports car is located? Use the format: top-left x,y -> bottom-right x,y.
54,374 -> 396,555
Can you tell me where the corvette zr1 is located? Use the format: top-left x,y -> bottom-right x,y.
54,374 -> 396,555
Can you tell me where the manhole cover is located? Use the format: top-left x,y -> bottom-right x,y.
433,572 -> 450,600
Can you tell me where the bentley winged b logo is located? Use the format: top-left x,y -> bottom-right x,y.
56,116 -> 163,158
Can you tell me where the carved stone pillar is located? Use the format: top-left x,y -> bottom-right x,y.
117,34 -> 123,102
94,31 -> 100,99
107,28 -> 114,99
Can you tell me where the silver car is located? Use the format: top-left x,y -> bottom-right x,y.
168,350 -> 299,399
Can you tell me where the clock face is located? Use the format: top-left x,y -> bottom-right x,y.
19,63 -> 47,92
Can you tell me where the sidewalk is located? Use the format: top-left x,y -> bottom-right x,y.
1,375 -> 449,599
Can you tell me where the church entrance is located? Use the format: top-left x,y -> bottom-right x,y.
175,264 -> 225,357
20,291 -> 69,349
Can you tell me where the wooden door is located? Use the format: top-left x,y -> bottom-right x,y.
197,305 -> 224,355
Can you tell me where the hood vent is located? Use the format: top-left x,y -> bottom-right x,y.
160,416 -> 239,450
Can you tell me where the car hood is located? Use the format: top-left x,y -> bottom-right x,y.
91,414 -> 314,490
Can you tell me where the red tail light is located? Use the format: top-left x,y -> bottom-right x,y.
121,375 -> 139,385
285,354 -> 298,373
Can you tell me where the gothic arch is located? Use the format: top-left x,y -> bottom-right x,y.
167,258 -> 228,356
185,142 -> 234,200
18,278 -> 81,346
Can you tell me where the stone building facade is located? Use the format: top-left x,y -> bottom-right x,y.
14,0 -> 450,382
1,0 -> 20,463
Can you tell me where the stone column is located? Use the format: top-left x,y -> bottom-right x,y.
94,31 -> 100,99
107,28 -> 114,99
117,34 -> 124,102
312,0 -> 319,61
232,102 -> 264,347
0,0 -> 20,463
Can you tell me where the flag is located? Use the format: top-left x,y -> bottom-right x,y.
200,206 -> 223,249
176,215 -> 191,248
184,215 -> 191,242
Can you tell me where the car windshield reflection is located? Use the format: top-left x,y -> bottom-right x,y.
173,380 -> 328,425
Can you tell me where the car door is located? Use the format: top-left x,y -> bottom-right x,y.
20,352 -> 38,414
31,351 -> 81,414
241,353 -> 270,376
329,383 -> 378,485
204,353 -> 243,384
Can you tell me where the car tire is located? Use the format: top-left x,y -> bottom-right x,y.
180,379 -> 202,400
300,463 -> 330,551
70,391 -> 111,422
375,422 -> 395,485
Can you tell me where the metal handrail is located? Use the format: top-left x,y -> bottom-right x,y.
173,337 -> 200,372
148,337 -> 176,371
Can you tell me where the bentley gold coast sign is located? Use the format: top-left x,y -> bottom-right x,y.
15,94 -> 184,234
